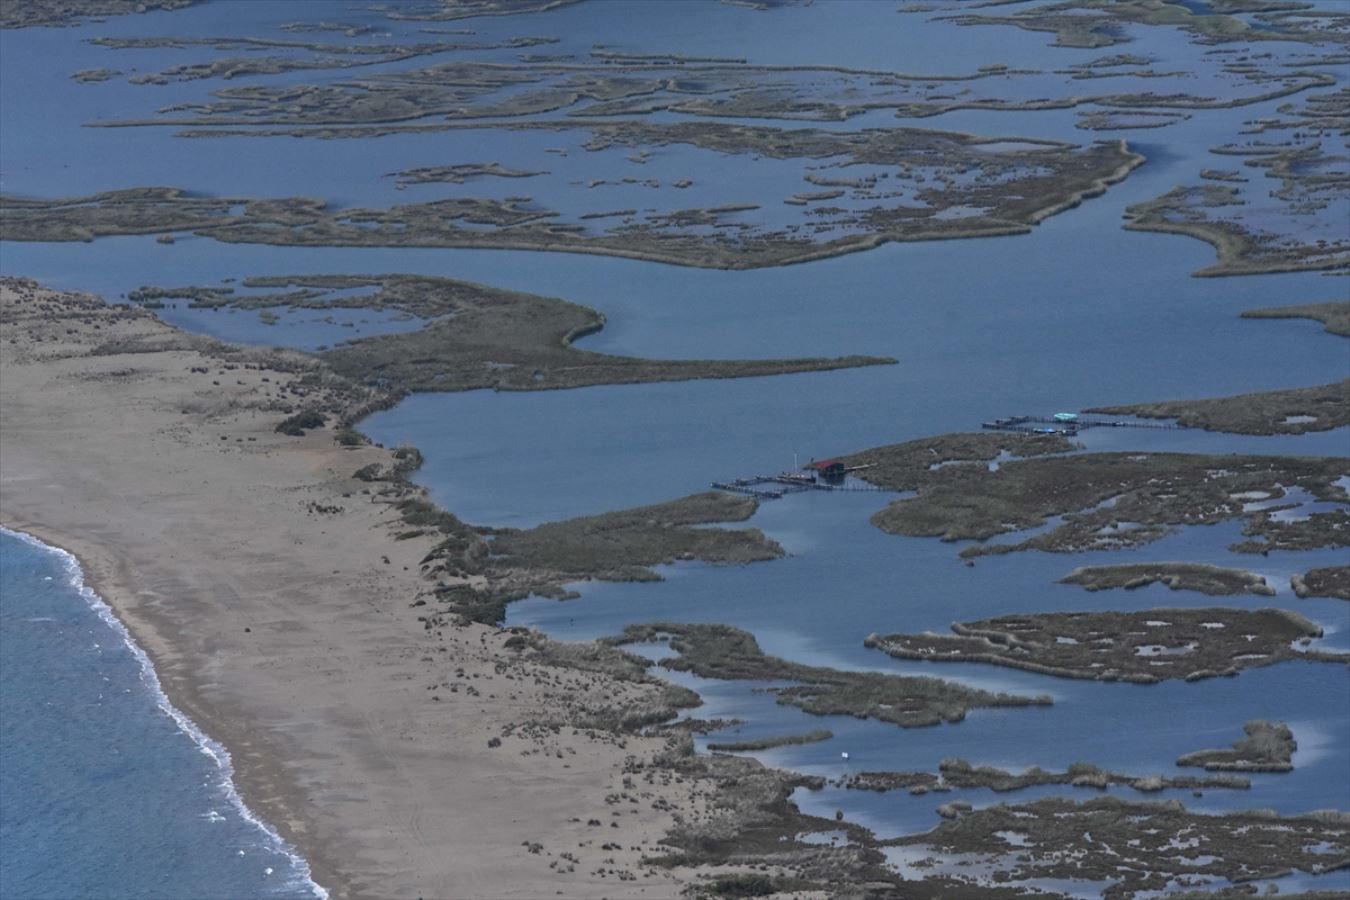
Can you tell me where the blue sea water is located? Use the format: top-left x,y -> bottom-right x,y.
0,530 -> 321,900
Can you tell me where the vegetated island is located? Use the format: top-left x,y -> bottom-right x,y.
831,440 -> 1348,558
390,162 -> 548,185
1087,378 -> 1350,434
92,44 -> 1333,129
705,729 -> 833,753
121,274 -> 895,398
1292,566 -> 1350,601
886,796 -> 1350,900
605,622 -> 1053,728
1241,300 -> 1350,338
71,68 -> 121,83
863,607 -> 1347,683
376,0 -> 582,22
839,756 -> 1251,795
1122,146 -> 1350,277
814,429 -> 1078,485
1176,720 -> 1297,772
0,129 -> 1143,269
1,0 -> 193,29
1060,562 -> 1276,596
940,0 -> 1347,48
92,35 -> 561,86
1247,81 -> 1350,142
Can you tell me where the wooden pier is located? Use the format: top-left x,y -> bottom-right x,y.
712,479 -> 787,500
712,472 -> 887,500
982,415 -> 1181,435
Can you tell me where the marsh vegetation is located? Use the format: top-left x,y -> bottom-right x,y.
849,447 -> 1347,557
889,796 -> 1350,899
1292,566 -> 1350,600
1242,300 -> 1350,337
609,622 -> 1052,728
1176,720 -> 1297,772
125,274 -> 894,396
1060,562 -> 1276,596
0,131 -> 1142,269
1124,144 -> 1350,276
1089,379 -> 1350,434
1,0 -> 193,29
407,493 -> 784,624
840,757 -> 1251,795
864,607 -> 1344,683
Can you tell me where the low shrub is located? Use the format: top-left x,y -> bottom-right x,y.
275,410 -> 326,436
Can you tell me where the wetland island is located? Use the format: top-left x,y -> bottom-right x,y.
1,1 -> 1347,899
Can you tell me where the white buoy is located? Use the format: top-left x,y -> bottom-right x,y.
840,751 -> 850,760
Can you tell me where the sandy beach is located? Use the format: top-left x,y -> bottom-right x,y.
0,278 -> 718,899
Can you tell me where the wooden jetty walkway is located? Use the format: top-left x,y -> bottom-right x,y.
712,473 -> 887,500
982,415 -> 1181,435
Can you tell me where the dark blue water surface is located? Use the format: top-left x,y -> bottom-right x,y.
0,530 -> 321,899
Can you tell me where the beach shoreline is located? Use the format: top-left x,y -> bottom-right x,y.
0,278 -> 713,898
0,482 -> 357,895
0,524 -> 328,898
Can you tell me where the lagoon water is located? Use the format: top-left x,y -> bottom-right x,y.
1,0 -> 1348,895
0,530 -> 319,899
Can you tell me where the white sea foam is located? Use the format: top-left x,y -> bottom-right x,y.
2,527 -> 328,899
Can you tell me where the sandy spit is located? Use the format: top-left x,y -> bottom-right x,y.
0,278 -> 708,899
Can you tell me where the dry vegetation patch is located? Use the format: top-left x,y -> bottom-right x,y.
888,796 -> 1350,899
1292,566 -> 1350,600
942,0 -> 1346,48
827,431 -> 1075,491
1176,720 -> 1297,772
413,493 -> 785,625
1088,379 -> 1350,435
864,607 -> 1345,683
0,130 -> 1142,269
1,0 -> 193,29
853,449 -> 1347,556
1242,300 -> 1350,337
123,274 -> 894,399
840,757 -> 1251,795
1060,562 -> 1276,596
609,622 -> 1052,728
